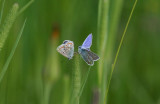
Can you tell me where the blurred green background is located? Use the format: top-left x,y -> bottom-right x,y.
0,0 -> 160,104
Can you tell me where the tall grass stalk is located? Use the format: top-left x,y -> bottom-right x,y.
63,75 -> 70,104
78,66 -> 91,97
43,36 -> 60,104
0,3 -> 19,51
44,83 -> 52,104
18,0 -> 34,15
0,19 -> 26,84
107,0 -> 124,55
102,0 -> 124,102
103,0 -> 138,104
0,0 -> 5,24
71,56 -> 81,104
97,0 -> 110,85
97,0 -> 110,103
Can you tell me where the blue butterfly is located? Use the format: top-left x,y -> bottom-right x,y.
78,33 -> 100,66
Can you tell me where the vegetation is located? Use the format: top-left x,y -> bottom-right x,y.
0,0 -> 160,104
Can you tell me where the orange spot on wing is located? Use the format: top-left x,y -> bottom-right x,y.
59,46 -> 64,50
67,42 -> 73,45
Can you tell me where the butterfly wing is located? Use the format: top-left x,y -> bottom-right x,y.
57,44 -> 69,58
87,51 -> 100,61
79,48 -> 100,66
57,40 -> 74,59
81,33 -> 92,49
80,49 -> 94,66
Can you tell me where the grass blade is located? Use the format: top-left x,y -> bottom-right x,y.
103,0 -> 138,104
71,56 -> 81,104
97,0 -> 110,103
97,0 -> 110,85
0,19 -> 27,84
78,66 -> 91,98
18,0 -> 34,15
0,3 -> 19,51
0,0 -> 6,24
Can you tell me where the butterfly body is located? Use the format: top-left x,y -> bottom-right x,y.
57,40 -> 74,60
78,34 -> 100,66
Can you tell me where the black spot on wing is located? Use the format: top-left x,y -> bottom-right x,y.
63,40 -> 68,44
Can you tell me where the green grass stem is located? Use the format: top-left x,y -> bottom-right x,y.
0,3 -> 19,51
18,0 -> 34,15
107,0 -> 124,53
100,0 -> 124,103
0,19 -> 26,84
63,75 -> 70,104
97,0 -> 110,85
43,38 -> 60,104
97,0 -> 110,103
78,66 -> 91,98
103,0 -> 138,104
44,83 -> 52,104
71,56 -> 81,104
0,0 -> 6,25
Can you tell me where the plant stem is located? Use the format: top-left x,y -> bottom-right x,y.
102,0 -> 124,102
97,0 -> 110,103
103,0 -> 138,104
43,37 -> 60,104
63,75 -> 70,104
0,19 -> 26,84
18,0 -> 34,15
0,0 -> 6,24
78,66 -> 91,97
44,83 -> 52,104
71,56 -> 81,104
0,3 -> 19,51
97,0 -> 110,85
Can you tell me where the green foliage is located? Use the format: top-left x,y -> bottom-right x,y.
0,19 -> 26,84
0,0 -> 160,104
104,0 -> 138,104
0,0 -> 5,24
71,56 -> 81,104
0,3 -> 19,50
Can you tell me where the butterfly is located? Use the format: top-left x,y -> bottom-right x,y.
57,40 -> 74,60
78,33 -> 100,66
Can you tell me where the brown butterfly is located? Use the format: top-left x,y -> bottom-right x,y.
57,40 -> 74,60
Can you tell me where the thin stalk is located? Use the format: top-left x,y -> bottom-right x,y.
71,56 -> 81,104
44,83 -> 52,104
18,0 -> 34,15
0,0 -> 6,24
78,66 -> 91,97
43,37 -> 60,104
97,0 -> 110,85
63,75 -> 70,104
0,3 -> 19,51
103,0 -> 138,104
97,0 -> 110,103
101,0 -> 124,103
0,19 -> 27,84
107,0 -> 124,53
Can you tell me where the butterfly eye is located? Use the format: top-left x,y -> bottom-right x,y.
63,40 -> 68,44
